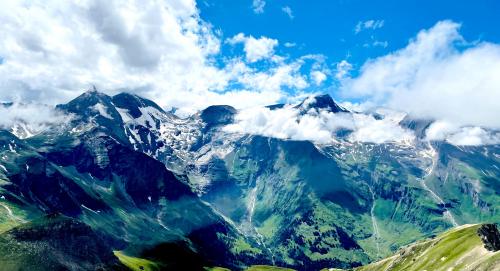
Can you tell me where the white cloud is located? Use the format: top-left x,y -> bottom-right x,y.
311,71 -> 327,85
228,33 -> 279,63
284,42 -> 296,48
252,0 -> 265,14
355,20 -> 385,34
349,111 -> 414,144
0,103 -> 70,137
425,121 -> 500,146
0,0 -> 222,107
335,60 -> 353,80
342,20 -> 500,129
281,6 -> 294,19
225,96 -> 414,144
0,0 -> 325,116
364,38 -> 388,48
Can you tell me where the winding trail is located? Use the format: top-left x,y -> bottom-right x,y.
421,143 -> 459,227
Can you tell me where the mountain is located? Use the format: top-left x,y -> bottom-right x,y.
0,89 -> 499,270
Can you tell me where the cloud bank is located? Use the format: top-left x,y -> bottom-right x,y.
225,102 -> 414,144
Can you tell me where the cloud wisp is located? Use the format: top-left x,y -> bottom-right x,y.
282,6 -> 294,19
252,0 -> 266,14
354,20 -> 385,34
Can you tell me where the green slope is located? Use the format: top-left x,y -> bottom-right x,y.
353,224 -> 499,271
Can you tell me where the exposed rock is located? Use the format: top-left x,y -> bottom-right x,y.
477,223 -> 500,251
200,105 -> 236,127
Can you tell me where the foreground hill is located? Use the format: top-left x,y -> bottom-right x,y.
343,223 -> 500,271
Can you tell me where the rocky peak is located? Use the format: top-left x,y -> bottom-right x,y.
112,92 -> 167,119
56,87 -> 117,119
295,94 -> 348,114
399,115 -> 434,139
200,105 -> 236,128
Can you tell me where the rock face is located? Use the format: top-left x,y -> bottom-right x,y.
477,224 -> 500,251
200,105 -> 236,128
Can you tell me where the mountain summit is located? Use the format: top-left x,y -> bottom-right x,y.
295,94 -> 349,114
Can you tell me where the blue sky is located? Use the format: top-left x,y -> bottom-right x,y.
200,0 -> 500,68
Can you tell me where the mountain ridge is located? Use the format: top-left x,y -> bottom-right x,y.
0,89 -> 498,270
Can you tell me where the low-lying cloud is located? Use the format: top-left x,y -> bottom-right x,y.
224,104 -> 414,144
0,103 -> 70,138
425,121 -> 500,146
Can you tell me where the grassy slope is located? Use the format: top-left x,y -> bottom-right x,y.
354,224 -> 500,271
114,251 -> 161,271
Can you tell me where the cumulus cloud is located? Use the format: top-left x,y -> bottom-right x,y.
0,0 -> 326,116
0,0 -> 221,106
252,0 -> 266,14
342,20 -> 500,130
227,33 -> 279,62
354,20 -> 385,34
281,6 -> 294,19
224,97 -> 414,144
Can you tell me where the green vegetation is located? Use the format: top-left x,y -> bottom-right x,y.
114,251 -> 161,271
231,236 -> 262,254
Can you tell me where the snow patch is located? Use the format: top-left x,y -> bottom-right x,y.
92,103 -> 113,119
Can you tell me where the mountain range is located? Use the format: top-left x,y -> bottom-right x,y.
0,88 -> 498,270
